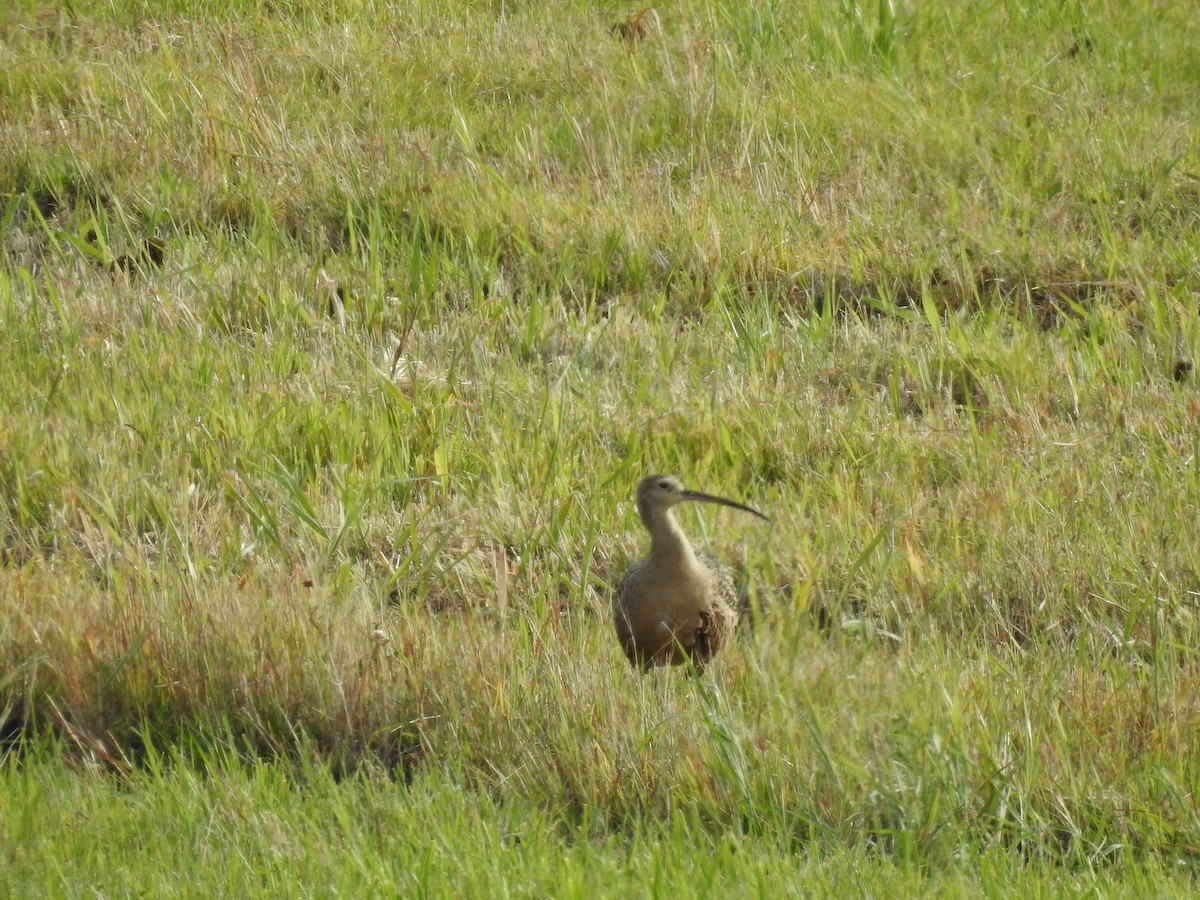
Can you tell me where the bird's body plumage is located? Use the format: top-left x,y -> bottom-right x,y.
614,551 -> 739,673
613,475 -> 767,675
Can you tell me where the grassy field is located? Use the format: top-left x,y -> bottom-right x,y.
3,0 -> 1200,893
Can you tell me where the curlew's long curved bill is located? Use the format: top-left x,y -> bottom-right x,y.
681,489 -> 771,522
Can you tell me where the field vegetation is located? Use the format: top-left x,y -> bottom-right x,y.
2,0 -> 1200,893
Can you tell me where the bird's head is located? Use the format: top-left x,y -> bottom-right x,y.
635,474 -> 770,523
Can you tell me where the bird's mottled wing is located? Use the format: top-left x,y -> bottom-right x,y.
697,553 -> 738,609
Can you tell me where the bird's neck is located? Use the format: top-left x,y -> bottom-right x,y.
640,505 -> 700,571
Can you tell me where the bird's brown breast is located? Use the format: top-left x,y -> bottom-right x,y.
614,559 -> 738,672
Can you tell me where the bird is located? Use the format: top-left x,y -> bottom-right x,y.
613,475 -> 770,675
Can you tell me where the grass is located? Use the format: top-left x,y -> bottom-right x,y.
3,0 -> 1200,892
12,752 -> 1199,898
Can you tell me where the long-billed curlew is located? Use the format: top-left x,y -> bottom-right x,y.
614,475 -> 770,674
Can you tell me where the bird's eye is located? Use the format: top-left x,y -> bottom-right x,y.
658,481 -> 670,490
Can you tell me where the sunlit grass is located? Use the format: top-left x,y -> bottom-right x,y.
3,0 -> 1200,891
